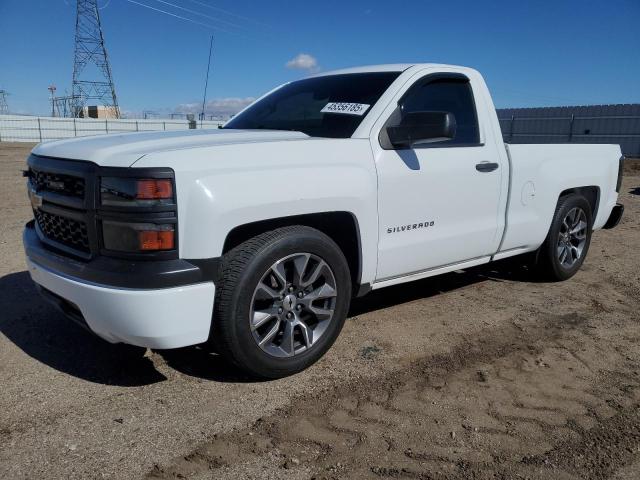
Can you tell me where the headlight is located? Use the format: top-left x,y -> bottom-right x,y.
100,177 -> 175,207
99,171 -> 177,255
102,221 -> 175,252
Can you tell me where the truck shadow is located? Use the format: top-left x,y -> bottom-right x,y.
0,271 -> 262,385
0,271 -> 168,387
156,347 -> 258,383
630,187 -> 640,196
0,259 -> 539,385
350,258 -> 539,317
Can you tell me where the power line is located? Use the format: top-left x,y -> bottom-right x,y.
185,0 -> 270,28
151,0 -> 245,31
124,0 -> 233,33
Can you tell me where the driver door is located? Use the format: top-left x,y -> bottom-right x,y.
372,72 -> 504,281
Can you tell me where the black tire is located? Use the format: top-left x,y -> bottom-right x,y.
535,193 -> 593,281
211,226 -> 352,379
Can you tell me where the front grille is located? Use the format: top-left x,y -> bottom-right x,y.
30,168 -> 85,199
28,155 -> 178,261
34,209 -> 90,253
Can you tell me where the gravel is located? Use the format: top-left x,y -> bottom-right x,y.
1,142 -> 639,479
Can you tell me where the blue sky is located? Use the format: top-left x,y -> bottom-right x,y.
1,0 -> 638,117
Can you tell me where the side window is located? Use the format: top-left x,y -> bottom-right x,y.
400,77 -> 480,145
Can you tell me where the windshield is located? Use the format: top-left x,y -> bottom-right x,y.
224,72 -> 401,138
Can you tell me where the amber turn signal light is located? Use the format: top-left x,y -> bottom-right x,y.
136,179 -> 173,200
139,229 -> 175,251
102,221 -> 175,253
101,177 -> 175,206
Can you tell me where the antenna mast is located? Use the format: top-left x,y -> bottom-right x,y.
71,0 -> 120,118
200,35 -> 214,125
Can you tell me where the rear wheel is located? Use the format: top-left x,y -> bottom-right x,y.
535,193 -> 593,281
211,226 -> 351,379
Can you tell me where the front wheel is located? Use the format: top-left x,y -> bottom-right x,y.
211,226 -> 352,379
535,193 -> 593,281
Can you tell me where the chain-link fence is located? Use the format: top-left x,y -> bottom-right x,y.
4,108 -> 639,158
0,115 -> 224,142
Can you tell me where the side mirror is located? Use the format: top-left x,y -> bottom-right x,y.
386,111 -> 456,149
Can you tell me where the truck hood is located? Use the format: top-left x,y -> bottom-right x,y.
31,129 -> 310,167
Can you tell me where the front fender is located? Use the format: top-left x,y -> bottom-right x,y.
134,138 -> 379,285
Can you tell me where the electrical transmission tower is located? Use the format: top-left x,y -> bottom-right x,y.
71,0 -> 120,118
48,85 -> 60,117
0,90 -> 9,115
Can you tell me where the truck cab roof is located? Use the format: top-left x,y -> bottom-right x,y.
312,63 -> 470,77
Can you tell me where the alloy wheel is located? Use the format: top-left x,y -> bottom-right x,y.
557,207 -> 588,268
249,253 -> 337,358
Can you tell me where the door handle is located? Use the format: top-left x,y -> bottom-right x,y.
476,162 -> 499,173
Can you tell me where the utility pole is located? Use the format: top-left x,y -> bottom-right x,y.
0,90 -> 9,115
71,0 -> 120,118
48,85 -> 58,117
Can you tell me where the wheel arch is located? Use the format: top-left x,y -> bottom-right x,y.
532,185 -> 597,281
559,185 -> 600,221
222,211 -> 365,295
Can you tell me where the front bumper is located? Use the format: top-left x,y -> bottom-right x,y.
24,223 -> 215,349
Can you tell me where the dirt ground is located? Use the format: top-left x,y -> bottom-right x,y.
1,142 -> 639,480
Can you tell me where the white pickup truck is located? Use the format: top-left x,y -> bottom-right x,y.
23,64 -> 624,378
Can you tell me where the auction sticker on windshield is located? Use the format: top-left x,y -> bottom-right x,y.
321,102 -> 371,116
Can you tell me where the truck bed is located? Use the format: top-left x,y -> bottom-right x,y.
498,143 -> 621,257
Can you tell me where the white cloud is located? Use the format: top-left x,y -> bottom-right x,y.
175,97 -> 255,119
286,53 -> 319,71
